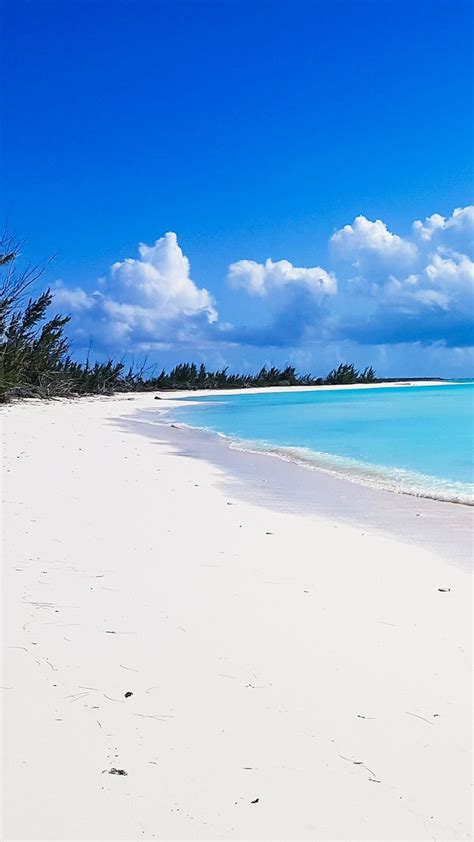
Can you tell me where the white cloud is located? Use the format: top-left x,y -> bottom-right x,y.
224,208 -> 472,349
330,215 -> 417,266
57,232 -> 217,350
53,206 -> 473,360
228,257 -> 336,297
224,256 -> 337,347
109,232 -> 217,323
413,205 -> 474,247
361,240 -> 474,316
52,284 -> 96,311
412,213 -> 446,241
326,206 -> 474,347
423,251 -> 474,309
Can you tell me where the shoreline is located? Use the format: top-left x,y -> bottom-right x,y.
157,379 -> 454,400
125,407 -> 473,570
2,392 -> 472,840
152,378 -> 455,400
148,379 -> 473,510
149,418 -> 474,508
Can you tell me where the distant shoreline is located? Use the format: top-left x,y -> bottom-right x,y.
2,377 -> 460,408
152,378 -> 454,401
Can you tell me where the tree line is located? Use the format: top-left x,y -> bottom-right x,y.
0,235 -> 376,402
142,361 -> 376,391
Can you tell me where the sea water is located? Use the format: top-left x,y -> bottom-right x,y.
168,383 -> 474,504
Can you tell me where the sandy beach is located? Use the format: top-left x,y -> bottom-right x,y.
2,391 -> 472,841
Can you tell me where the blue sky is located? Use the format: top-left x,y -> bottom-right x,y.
3,0 -> 473,376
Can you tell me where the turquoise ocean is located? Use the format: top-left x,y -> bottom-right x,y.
169,383 -> 474,505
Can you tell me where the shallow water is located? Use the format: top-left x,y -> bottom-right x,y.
168,383 -> 474,504
123,412 -> 474,570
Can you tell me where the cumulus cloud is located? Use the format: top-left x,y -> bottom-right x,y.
325,207 -> 474,348
224,256 -> 336,347
223,207 -> 473,350
52,284 -> 97,311
228,257 -> 336,297
109,233 -> 217,322
53,205 -> 474,364
424,251 -> 474,301
412,213 -> 447,242
366,251 -> 474,317
330,215 -> 417,267
413,205 -> 474,244
58,232 -> 217,350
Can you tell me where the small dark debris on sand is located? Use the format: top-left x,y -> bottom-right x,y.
105,768 -> 128,776
124,691 -> 133,698
438,587 -> 451,592
251,798 -> 259,804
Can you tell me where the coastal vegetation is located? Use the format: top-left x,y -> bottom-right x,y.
0,237 -> 379,401
139,362 -> 377,390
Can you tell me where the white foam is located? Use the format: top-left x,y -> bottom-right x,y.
228,438 -> 474,505
160,415 -> 473,506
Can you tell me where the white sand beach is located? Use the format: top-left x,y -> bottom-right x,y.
1,391 -> 472,841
